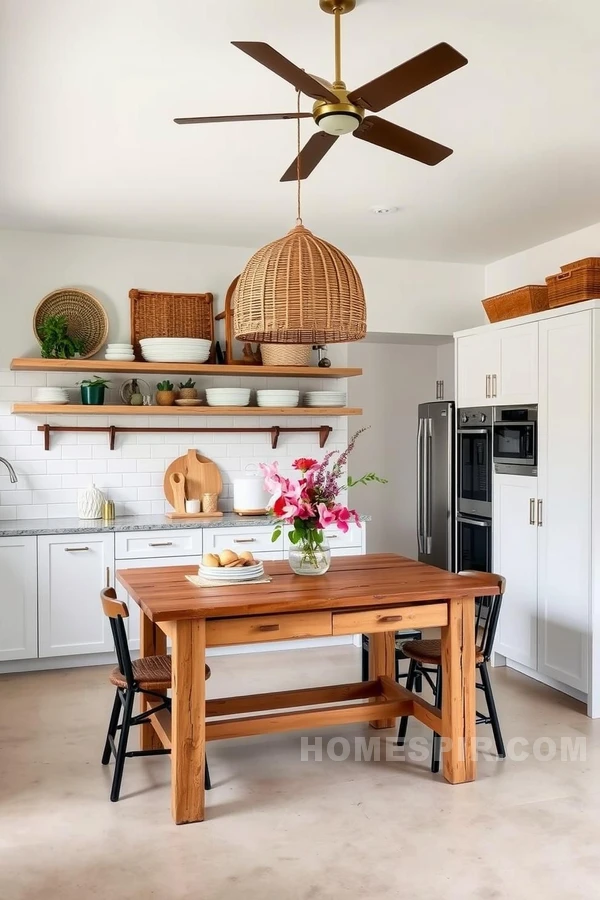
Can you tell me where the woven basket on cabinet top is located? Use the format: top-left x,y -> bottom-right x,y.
234,224 -> 366,344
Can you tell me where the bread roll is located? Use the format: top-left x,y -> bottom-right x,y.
219,549 -> 238,566
239,551 -> 255,565
202,553 -> 220,568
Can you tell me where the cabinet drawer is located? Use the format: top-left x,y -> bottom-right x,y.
332,603 -> 448,636
115,529 -> 202,560
206,611 -> 331,647
284,521 -> 364,550
203,526 -> 281,555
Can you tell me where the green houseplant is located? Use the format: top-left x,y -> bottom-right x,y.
178,378 -> 197,400
79,376 -> 110,406
39,314 -> 85,359
156,380 -> 176,406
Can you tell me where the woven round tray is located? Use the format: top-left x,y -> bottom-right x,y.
33,288 -> 109,359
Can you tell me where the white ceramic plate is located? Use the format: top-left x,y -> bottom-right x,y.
199,562 -> 264,580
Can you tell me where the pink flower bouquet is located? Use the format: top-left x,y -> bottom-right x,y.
260,429 -> 386,574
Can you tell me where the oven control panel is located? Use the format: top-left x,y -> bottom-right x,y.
458,407 -> 492,427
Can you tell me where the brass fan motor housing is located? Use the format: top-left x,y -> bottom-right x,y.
312,86 -> 364,127
319,0 -> 356,13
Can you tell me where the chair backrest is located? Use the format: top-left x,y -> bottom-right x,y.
101,588 -> 135,688
458,570 -> 506,662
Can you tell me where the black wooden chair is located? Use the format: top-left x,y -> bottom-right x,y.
396,571 -> 506,773
361,631 -> 424,693
100,587 -> 212,801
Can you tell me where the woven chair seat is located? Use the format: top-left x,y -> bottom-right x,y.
401,639 -> 484,666
109,655 -> 211,691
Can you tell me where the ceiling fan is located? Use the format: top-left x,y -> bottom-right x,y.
174,0 -> 468,182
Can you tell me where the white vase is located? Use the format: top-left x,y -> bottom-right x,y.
78,483 -> 105,519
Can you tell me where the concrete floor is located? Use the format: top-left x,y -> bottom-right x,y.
0,645 -> 598,900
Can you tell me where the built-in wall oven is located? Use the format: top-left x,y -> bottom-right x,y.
493,405 -> 537,475
456,406 -> 493,572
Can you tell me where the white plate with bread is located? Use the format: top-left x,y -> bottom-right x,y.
199,548 -> 265,581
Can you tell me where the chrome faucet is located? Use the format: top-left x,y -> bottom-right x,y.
0,457 -> 18,483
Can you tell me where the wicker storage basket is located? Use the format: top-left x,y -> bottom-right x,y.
546,260 -> 600,308
129,289 -> 214,360
260,344 -> 312,366
34,288 -> 109,359
482,285 -> 549,323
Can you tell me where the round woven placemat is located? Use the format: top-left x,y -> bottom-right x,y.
33,287 -> 109,359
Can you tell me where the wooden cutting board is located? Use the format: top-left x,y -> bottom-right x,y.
164,449 -> 223,510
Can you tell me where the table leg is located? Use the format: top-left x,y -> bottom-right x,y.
441,596 -> 476,784
139,608 -> 166,751
368,631 -> 396,728
171,618 -> 206,825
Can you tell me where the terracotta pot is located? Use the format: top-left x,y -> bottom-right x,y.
178,388 -> 198,400
156,390 -> 176,406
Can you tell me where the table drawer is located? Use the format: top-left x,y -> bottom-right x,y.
332,603 -> 448,636
203,526 -> 281,555
115,529 -> 202,560
207,611 -> 331,647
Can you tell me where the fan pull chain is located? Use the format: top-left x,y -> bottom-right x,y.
296,89 -> 302,225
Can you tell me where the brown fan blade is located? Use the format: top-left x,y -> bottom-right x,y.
174,112 -> 313,125
280,131 -> 338,182
231,42 -> 338,103
353,116 -> 452,166
348,43 -> 468,112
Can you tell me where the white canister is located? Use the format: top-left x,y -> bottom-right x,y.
233,476 -> 270,515
77,483 -> 105,520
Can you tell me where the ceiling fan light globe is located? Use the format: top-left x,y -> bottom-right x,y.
316,111 -> 361,135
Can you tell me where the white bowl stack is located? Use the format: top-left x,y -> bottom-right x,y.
105,343 -> 135,361
199,561 -> 264,581
140,338 -> 211,363
34,387 -> 69,404
205,387 -> 251,407
303,391 -> 347,408
256,389 -> 300,408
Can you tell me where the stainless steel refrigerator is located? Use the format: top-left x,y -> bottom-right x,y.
416,401 -> 454,570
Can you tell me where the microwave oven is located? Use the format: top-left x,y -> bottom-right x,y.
493,406 -> 537,475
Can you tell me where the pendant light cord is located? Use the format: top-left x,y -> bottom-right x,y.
296,89 -> 302,226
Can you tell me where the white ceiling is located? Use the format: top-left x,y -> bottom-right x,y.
1,0 -> 600,263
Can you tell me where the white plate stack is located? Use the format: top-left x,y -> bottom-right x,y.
256,389 -> 300,408
303,391 -> 347,408
198,561 -> 265,582
34,387 -> 69,404
139,338 -> 211,363
105,343 -> 135,361
205,387 -> 251,407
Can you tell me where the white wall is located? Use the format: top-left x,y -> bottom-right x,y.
486,219 -> 600,296
347,341 -> 439,556
0,229 -> 485,369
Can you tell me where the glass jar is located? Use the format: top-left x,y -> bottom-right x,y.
288,536 -> 331,576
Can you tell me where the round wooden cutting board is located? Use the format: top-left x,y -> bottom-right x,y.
164,448 -> 223,508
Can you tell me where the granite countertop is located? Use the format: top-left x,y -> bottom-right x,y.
0,513 -> 275,537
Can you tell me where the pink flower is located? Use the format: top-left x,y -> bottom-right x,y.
317,502 -> 336,529
330,505 -> 361,533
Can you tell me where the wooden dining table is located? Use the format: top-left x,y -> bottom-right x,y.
117,553 -> 499,825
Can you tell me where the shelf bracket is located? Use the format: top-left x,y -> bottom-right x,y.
41,423 -> 50,452
270,426 -> 281,450
319,425 -> 332,448
108,425 -> 116,451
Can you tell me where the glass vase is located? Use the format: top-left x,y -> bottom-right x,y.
288,536 -> 331,576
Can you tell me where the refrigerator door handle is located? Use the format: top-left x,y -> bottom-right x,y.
425,417 -> 433,555
416,417 -> 425,554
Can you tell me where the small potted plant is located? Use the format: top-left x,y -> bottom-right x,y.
156,380 -> 176,406
39,314 -> 84,359
79,376 -> 110,406
178,378 -> 197,400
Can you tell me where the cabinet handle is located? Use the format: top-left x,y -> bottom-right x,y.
257,623 -> 280,632
485,374 -> 491,398
148,541 -> 173,547
233,538 -> 256,543
324,533 -> 339,539
439,380 -> 444,400
492,374 -> 498,398
64,546 -> 89,552
529,498 -> 536,525
379,615 -> 403,623
106,566 -> 110,588
537,499 -> 543,526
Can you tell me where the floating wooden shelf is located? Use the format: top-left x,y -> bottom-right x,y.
10,358 -> 361,379
12,404 -> 361,417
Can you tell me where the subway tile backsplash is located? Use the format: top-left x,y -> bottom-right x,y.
0,371 -> 349,518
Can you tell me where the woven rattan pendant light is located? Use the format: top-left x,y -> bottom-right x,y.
234,94 -> 366,345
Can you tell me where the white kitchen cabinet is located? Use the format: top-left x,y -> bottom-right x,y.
38,533 -> 115,657
456,322 -> 538,407
537,311 -> 591,692
115,529 -> 202,560
0,536 -> 37,661
493,475 -> 539,669
203,525 -> 283,556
